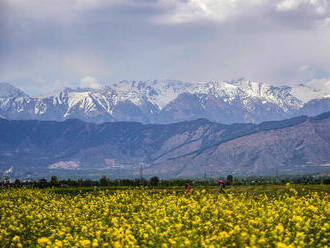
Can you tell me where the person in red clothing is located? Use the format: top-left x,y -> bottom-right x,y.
185,183 -> 191,194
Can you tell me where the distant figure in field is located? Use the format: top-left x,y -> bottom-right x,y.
185,183 -> 191,194
218,180 -> 225,193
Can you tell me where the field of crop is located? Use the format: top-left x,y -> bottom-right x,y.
0,185 -> 329,248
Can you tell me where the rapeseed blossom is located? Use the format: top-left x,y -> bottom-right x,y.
0,188 -> 328,247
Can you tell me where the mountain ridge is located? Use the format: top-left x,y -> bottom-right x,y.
0,79 -> 329,124
146,113 -> 330,177
0,111 -> 329,178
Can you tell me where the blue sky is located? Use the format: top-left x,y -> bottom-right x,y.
0,0 -> 330,95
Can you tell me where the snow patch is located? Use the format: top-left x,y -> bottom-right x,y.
3,166 -> 13,175
290,78 -> 330,103
48,161 -> 80,169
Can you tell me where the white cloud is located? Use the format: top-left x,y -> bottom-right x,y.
155,0 -> 265,24
152,0 -> 330,25
276,0 -> 328,14
307,77 -> 330,93
3,0 -> 329,25
80,76 -> 103,89
1,0 -> 330,95
276,0 -> 304,11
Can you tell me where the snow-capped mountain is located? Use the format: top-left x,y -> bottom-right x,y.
290,80 -> 330,103
0,79 -> 329,124
112,80 -> 193,109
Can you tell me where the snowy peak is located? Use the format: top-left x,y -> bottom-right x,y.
0,79 -> 329,124
175,79 -> 302,111
193,81 -> 241,97
290,79 -> 330,103
36,87 -> 116,117
112,80 -> 193,108
228,79 -> 303,110
0,83 -> 28,98
110,79 -> 302,110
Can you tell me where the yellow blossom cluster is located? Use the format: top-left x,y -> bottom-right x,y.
0,188 -> 329,247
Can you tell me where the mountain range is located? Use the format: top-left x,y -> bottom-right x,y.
1,111 -> 329,178
0,79 -> 329,124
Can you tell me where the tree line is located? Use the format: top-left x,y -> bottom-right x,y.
1,174 -> 329,188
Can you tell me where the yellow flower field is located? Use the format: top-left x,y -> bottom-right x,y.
0,187 -> 329,248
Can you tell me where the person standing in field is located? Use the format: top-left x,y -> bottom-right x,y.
218,180 -> 225,193
185,183 -> 191,194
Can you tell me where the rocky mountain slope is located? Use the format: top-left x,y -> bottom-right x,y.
146,112 -> 330,177
0,112 -> 329,178
0,79 -> 329,124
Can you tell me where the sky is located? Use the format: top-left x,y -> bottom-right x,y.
0,0 -> 330,95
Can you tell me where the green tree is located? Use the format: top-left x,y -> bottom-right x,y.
226,175 -> 233,185
50,176 -> 59,187
99,176 -> 110,186
14,179 -> 21,187
150,176 -> 160,187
